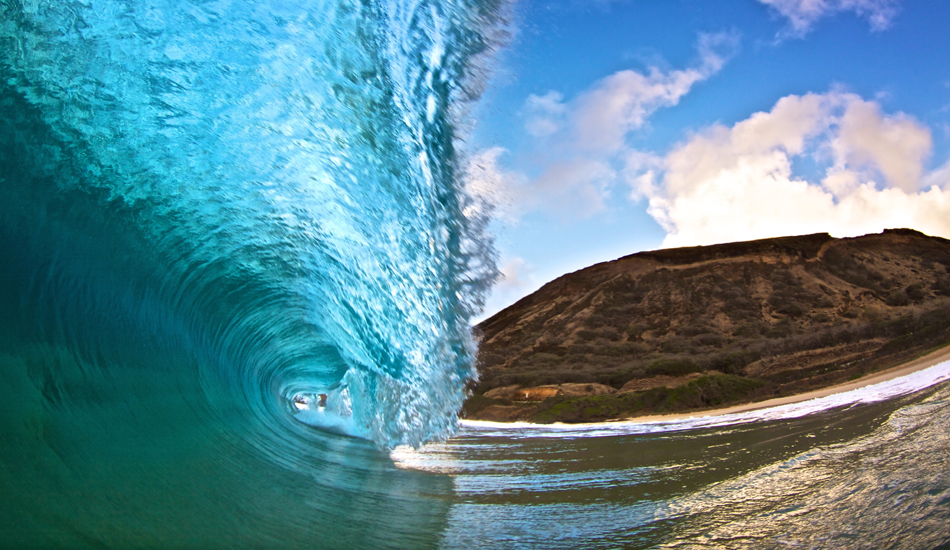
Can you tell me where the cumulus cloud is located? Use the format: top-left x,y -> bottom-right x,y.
758,0 -> 902,37
660,92 -> 832,197
522,91 -> 567,137
632,91 -> 950,248
479,33 -> 737,220
833,99 -> 931,192
572,32 -> 738,153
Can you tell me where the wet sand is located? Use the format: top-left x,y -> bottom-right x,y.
620,344 -> 950,424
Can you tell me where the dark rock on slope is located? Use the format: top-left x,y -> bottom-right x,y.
465,229 -> 950,423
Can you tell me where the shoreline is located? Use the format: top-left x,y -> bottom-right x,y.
607,344 -> 950,424
464,344 -> 950,427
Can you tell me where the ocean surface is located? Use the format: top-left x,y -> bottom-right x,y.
397,361 -> 950,549
2,0 -> 950,548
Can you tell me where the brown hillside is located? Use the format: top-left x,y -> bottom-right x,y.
465,229 -> 950,423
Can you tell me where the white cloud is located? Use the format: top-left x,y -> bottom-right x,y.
526,157 -> 617,217
463,146 -> 614,220
661,92 -> 833,197
477,257 -> 539,321
571,67 -> 706,153
522,91 -> 567,137
624,149 -> 664,200
833,99 -> 931,192
758,0 -> 901,37
572,32 -> 738,153
923,158 -> 950,190
480,33 -> 736,221
498,257 -> 534,292
632,91 -> 950,248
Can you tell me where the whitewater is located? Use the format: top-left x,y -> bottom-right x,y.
1,0 -> 949,548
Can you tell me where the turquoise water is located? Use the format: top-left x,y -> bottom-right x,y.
0,0 -> 499,546
3,1 -> 950,548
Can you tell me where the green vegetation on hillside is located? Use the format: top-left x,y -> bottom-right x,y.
529,374 -> 765,423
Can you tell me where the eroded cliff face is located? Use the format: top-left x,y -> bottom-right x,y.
466,229 -> 950,422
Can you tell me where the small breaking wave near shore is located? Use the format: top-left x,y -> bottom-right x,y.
452,353 -> 950,440
393,361 -> 950,549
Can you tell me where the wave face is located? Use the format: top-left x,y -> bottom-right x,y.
0,0 -> 501,546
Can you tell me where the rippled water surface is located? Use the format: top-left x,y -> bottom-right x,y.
399,366 -> 950,549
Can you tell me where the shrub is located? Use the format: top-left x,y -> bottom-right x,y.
695,333 -> 725,347
659,338 -> 688,354
776,301 -> 807,317
645,358 -> 702,377
725,305 -> 757,321
906,283 -> 927,302
626,322 -> 649,338
812,312 -> 832,323
841,307 -> 861,319
885,290 -> 909,307
600,345 -> 633,358
614,342 -> 650,357
823,248 -> 888,292
765,323 -> 792,339
576,329 -> 598,340
572,343 -> 599,355
586,314 -> 606,328
532,342 -> 569,356
677,323 -> 714,337
663,374 -> 765,409
704,350 -> 761,374
733,322 -> 764,337
530,352 -> 562,365
528,374 -> 765,423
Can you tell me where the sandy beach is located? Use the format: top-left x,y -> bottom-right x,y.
616,344 -> 950,424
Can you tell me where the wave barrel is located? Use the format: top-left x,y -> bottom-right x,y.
0,0 -> 502,546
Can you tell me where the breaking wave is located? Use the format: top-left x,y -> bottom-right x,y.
0,0 -> 502,546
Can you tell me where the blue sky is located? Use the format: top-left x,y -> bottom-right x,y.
467,0 -> 950,319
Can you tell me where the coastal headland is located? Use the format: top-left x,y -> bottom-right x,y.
464,229 -> 950,423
